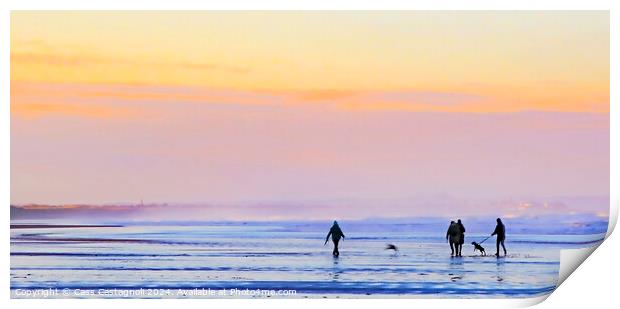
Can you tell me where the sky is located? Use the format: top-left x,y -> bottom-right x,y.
10,11 -> 610,218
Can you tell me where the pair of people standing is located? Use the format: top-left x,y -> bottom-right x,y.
446,218 -> 507,257
446,219 -> 466,257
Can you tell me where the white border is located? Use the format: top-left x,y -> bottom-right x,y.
2,1 -> 617,309
0,0 -> 615,10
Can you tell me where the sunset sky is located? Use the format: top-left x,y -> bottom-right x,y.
10,11 -> 609,218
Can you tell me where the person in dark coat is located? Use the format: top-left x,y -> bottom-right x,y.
446,221 -> 460,256
456,219 -> 466,257
491,218 -> 507,257
325,221 -> 345,256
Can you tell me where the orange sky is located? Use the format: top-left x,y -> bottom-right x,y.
11,11 -> 609,114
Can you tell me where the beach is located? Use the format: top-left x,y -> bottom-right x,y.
10,220 -> 605,298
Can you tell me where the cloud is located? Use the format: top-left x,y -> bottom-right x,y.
11,102 -> 139,119
286,89 -> 484,105
359,91 -> 485,106
11,51 -> 249,74
11,82 -> 285,109
12,82 -> 494,118
287,90 -> 361,101
282,89 -> 491,112
11,81 -> 607,120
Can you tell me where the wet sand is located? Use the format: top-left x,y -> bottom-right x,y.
10,221 -> 605,298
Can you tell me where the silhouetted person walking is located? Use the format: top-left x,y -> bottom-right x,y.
446,221 -> 461,256
491,218 -> 507,257
456,219 -> 466,257
325,221 -> 345,256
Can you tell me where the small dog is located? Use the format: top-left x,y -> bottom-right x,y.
471,241 -> 486,256
385,244 -> 398,252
